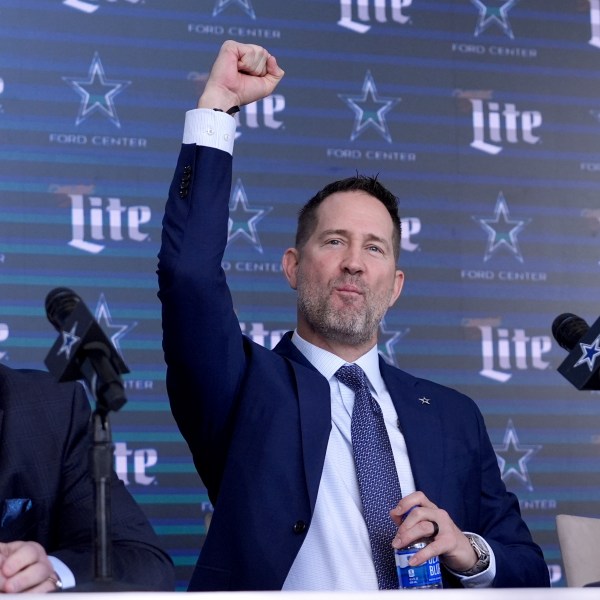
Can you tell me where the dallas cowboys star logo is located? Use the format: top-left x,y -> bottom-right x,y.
227,179 -> 271,253
213,0 -> 256,19
94,294 -> 137,356
493,419 -> 541,491
339,71 -> 400,143
378,318 -> 409,367
471,0 -> 520,39
57,322 -> 81,360
63,52 -> 131,127
574,334 -> 600,373
473,192 -> 530,263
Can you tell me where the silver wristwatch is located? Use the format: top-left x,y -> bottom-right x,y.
461,534 -> 490,576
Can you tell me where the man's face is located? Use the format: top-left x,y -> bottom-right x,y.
283,190 -> 404,351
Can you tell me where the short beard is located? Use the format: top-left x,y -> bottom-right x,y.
296,275 -> 385,347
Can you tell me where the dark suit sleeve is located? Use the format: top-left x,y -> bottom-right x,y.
51,382 -> 174,590
158,144 -> 247,497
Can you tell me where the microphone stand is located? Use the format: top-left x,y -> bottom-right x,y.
44,288 -> 146,591
84,344 -> 128,587
91,405 -> 114,584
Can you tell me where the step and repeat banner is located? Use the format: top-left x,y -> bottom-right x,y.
1,0 -> 600,589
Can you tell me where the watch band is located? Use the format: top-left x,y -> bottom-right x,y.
213,106 -> 240,116
461,534 -> 491,576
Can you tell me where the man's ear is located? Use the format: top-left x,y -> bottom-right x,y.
388,269 -> 404,307
282,247 -> 300,290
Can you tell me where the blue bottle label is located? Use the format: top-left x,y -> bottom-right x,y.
395,545 -> 442,589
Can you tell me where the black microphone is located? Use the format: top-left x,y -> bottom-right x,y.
552,313 -> 590,352
45,287 -> 129,412
551,312 -> 600,391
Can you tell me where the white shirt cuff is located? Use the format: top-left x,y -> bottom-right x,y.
48,555 -> 76,590
182,108 -> 236,155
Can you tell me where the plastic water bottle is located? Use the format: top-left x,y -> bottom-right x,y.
395,540 -> 443,589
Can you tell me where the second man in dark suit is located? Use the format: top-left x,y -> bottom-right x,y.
0,363 -> 174,592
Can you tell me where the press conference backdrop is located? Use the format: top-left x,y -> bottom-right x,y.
1,0 -> 600,589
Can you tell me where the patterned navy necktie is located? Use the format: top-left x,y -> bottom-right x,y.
335,363 -> 401,590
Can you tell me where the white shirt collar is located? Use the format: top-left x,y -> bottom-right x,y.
291,329 -> 384,393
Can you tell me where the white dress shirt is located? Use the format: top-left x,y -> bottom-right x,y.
282,332 -> 416,590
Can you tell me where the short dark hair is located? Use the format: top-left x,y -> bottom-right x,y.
295,175 -> 402,260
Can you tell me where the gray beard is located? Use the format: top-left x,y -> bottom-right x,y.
297,283 -> 384,347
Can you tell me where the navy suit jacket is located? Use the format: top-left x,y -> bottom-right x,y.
0,364 -> 174,590
158,143 -> 549,591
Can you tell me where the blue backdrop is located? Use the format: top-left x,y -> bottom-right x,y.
1,0 -> 600,589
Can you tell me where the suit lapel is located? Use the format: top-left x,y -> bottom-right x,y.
274,333 -> 331,511
380,359 -> 444,505
272,336 -> 445,509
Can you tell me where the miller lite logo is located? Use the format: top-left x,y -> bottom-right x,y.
114,442 -> 158,486
470,99 -> 542,155
234,95 -> 285,139
63,0 -> 142,13
477,325 -> 551,382
590,0 -> 600,48
338,0 -> 412,33
68,194 -> 151,254
0,323 -> 9,361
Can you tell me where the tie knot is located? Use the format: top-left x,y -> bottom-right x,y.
335,363 -> 368,393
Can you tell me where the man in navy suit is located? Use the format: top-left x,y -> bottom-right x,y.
158,40 -> 549,590
0,363 -> 174,592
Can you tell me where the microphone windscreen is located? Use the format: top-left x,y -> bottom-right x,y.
45,287 -> 80,331
551,313 -> 589,352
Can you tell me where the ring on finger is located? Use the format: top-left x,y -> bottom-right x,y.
428,520 -> 439,539
48,572 -> 63,591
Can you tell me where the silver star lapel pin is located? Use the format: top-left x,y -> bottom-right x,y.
419,397 -> 431,405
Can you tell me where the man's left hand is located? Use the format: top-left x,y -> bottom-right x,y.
0,541 -> 60,593
390,491 -> 478,572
